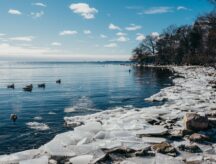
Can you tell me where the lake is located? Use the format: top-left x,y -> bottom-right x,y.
0,62 -> 173,155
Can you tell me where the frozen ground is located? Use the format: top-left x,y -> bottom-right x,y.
0,66 -> 216,164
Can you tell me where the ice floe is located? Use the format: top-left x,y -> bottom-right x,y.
26,122 -> 50,131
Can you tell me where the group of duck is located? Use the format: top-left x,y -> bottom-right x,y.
7,79 -> 61,92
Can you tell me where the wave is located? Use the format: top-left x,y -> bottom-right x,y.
33,116 -> 43,120
64,96 -> 101,113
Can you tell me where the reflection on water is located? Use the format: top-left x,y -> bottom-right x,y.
0,62 -> 173,154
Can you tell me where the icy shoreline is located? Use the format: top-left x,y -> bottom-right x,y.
0,66 -> 216,164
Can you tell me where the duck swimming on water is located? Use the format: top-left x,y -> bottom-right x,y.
7,84 -> 15,89
10,114 -> 18,123
38,83 -> 46,88
56,79 -> 61,84
23,84 -> 33,92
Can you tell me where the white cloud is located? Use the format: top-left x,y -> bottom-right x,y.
31,11 -> 44,18
33,2 -> 46,7
104,43 -> 117,48
136,33 -> 145,41
117,36 -> 129,42
100,34 -> 107,38
125,24 -> 142,31
69,3 -> 98,19
116,32 -> 127,36
0,33 -> 6,37
0,43 -> 52,55
143,7 -> 173,14
8,9 -> 22,15
151,32 -> 159,37
51,42 -> 62,46
59,30 -> 78,36
177,6 -> 188,11
109,23 -> 121,30
10,36 -> 34,42
83,30 -> 91,34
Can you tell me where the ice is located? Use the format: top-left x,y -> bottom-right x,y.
77,137 -> 93,145
136,126 -> 168,137
74,122 -> 102,134
69,155 -> 93,164
121,157 -> 155,164
41,141 -> 76,156
0,149 -> 42,164
64,107 -> 76,113
40,132 -> 78,156
26,122 -> 49,131
93,131 -> 106,139
142,137 -> 167,144
19,155 -> 49,164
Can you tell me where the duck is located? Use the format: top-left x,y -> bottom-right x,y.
7,84 -> 15,89
56,79 -> 61,84
38,83 -> 46,88
23,84 -> 33,92
10,114 -> 18,122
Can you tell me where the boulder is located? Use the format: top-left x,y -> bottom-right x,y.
151,142 -> 177,157
208,118 -> 216,128
189,133 -> 210,143
183,113 -> 209,131
178,144 -> 202,153
169,129 -> 193,139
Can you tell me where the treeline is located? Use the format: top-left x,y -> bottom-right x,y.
131,3 -> 216,66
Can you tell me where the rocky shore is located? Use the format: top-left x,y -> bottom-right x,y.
0,66 -> 216,164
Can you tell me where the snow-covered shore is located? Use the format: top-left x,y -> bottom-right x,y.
0,66 -> 216,164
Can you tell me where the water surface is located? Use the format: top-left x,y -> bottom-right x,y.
0,62 -> 173,154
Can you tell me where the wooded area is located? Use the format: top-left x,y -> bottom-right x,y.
131,1 -> 216,66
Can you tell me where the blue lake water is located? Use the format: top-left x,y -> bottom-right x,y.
0,62 -> 173,155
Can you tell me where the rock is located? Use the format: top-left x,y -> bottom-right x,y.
208,118 -> 216,128
207,111 -> 216,117
186,156 -> 203,164
183,113 -> 209,131
146,118 -> 161,125
169,129 -> 193,139
178,144 -> 202,153
189,133 -> 210,143
97,147 -> 136,163
151,142 -> 178,157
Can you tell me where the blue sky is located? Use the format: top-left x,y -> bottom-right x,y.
0,0 -> 213,61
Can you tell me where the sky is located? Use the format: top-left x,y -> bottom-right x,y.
0,0 -> 214,61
